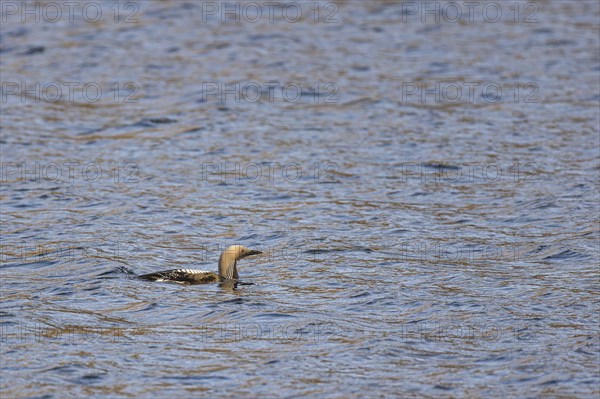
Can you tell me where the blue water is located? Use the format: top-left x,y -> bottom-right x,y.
1,1 -> 599,398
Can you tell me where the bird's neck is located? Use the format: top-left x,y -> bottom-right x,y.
218,253 -> 239,280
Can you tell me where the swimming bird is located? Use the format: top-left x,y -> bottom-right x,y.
139,245 -> 262,285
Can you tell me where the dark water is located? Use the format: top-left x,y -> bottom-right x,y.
1,1 -> 599,398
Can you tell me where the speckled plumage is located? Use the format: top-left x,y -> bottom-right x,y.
139,269 -> 220,284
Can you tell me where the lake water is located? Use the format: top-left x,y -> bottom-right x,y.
1,1 -> 599,398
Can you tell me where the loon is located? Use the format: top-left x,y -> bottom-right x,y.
139,245 -> 262,285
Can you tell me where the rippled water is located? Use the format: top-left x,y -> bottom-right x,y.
1,1 -> 599,398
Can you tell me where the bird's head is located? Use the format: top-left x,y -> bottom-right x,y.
218,245 -> 262,279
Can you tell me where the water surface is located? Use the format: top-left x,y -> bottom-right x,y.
1,1 -> 599,398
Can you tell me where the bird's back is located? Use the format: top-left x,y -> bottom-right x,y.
139,269 -> 220,284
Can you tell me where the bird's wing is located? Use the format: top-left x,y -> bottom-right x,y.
139,269 -> 216,284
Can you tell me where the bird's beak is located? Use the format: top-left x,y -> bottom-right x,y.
245,249 -> 262,257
